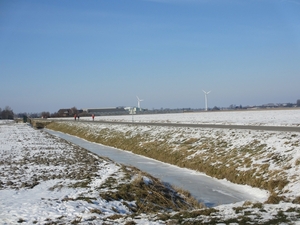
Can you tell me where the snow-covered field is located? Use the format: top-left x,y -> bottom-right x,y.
0,122 -> 184,225
1,109 -> 300,224
0,120 -> 14,124
78,108 -> 300,127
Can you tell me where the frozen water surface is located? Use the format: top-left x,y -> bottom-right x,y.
46,129 -> 267,207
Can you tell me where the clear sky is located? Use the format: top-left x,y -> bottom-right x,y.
1,0 -> 300,113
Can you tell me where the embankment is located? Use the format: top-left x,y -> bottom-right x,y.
46,121 -> 300,204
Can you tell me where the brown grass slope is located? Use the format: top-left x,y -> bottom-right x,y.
46,121 -> 298,203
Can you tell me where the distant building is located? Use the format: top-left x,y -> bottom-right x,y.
57,109 -> 72,117
82,107 -> 127,116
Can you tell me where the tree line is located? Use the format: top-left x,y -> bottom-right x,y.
15,107 -> 79,119
0,106 -> 14,120
0,106 -> 52,120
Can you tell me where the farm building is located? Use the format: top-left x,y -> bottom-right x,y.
82,107 -> 127,116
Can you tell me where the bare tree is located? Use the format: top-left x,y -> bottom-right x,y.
70,107 -> 78,116
41,112 -> 50,118
51,112 -> 59,117
1,106 -> 14,119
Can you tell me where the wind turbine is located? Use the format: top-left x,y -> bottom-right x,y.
202,90 -> 211,111
136,96 -> 144,109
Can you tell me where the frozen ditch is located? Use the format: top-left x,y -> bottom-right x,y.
45,129 -> 267,207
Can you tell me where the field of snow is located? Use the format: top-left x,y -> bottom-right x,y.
78,108 -> 300,127
1,123 -> 188,224
1,109 -> 300,224
0,120 -> 14,124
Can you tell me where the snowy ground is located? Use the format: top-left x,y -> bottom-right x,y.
75,108 -> 300,127
0,120 -> 14,124
47,109 -> 300,223
1,122 -> 190,225
1,109 -> 300,224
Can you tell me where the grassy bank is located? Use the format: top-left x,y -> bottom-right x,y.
46,121 -> 300,203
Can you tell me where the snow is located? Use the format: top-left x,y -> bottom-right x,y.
0,123 -> 163,224
0,120 -> 14,124
142,176 -> 153,185
76,108 -> 300,127
1,109 -> 300,224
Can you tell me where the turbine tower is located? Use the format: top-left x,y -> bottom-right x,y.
202,90 -> 211,111
136,96 -> 144,109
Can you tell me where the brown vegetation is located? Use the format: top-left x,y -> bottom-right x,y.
47,122 -> 293,200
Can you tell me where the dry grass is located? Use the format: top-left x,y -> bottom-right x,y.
99,166 -> 204,214
265,192 -> 287,204
47,122 -> 292,198
295,158 -> 300,166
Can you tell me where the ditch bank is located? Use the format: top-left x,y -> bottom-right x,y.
45,128 -> 267,207
29,118 -> 52,129
46,121 -> 300,204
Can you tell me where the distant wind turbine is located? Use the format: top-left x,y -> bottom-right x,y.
136,96 -> 144,109
202,90 -> 211,111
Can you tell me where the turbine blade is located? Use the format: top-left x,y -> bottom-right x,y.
202,90 -> 211,94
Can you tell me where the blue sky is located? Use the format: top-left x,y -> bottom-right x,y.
1,0 -> 300,113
